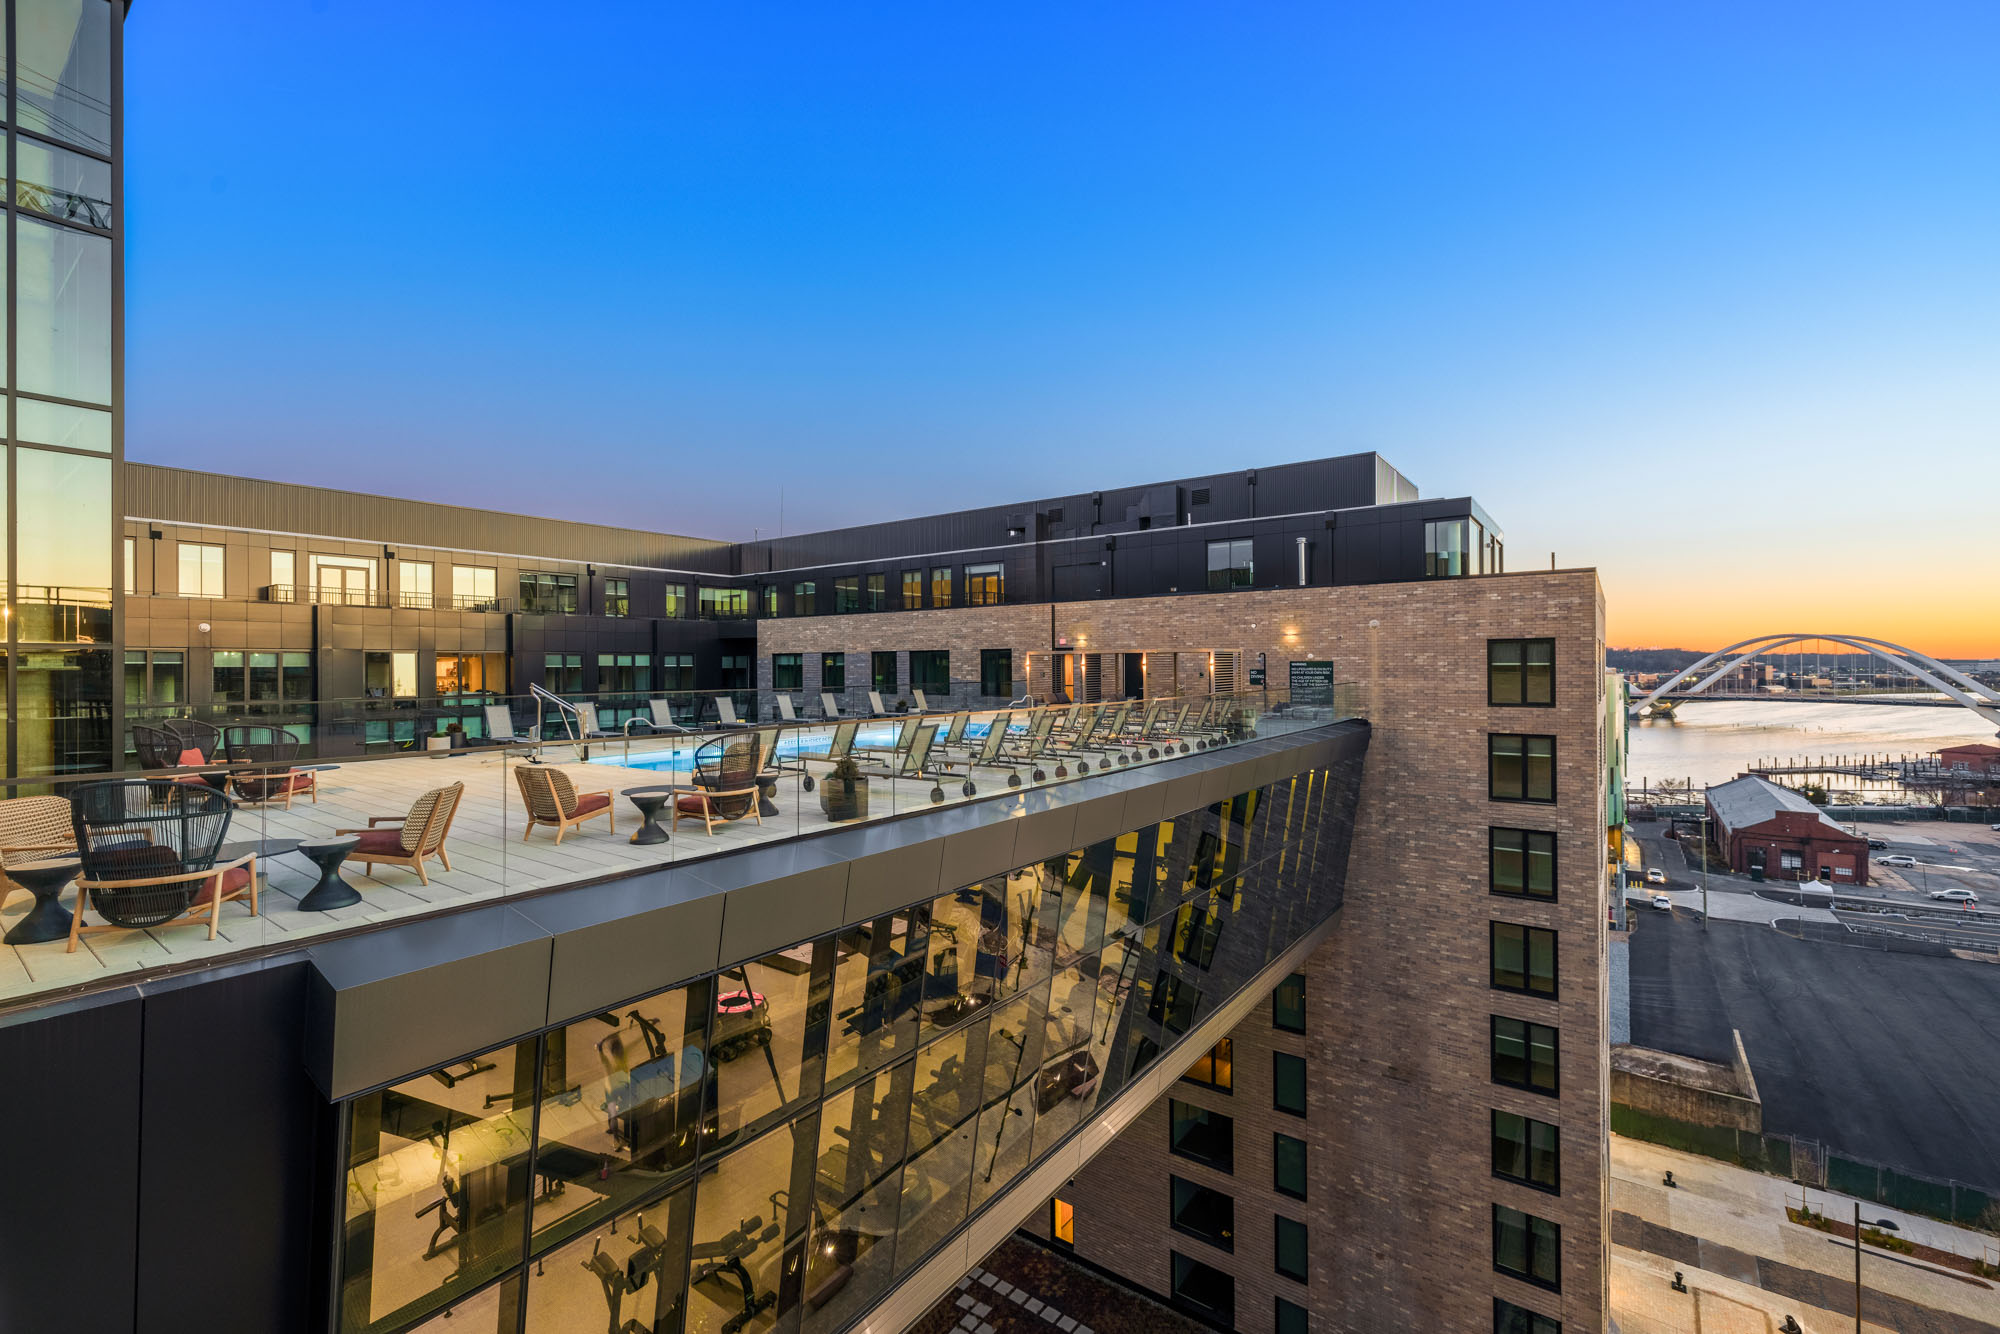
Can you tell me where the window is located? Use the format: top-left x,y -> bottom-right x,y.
1425,518 -> 1472,577
1491,828 -> 1557,900
1779,851 -> 1802,871
1274,1216 -> 1308,1282
1277,1298 -> 1309,1334
1169,1100 -> 1234,1172
597,654 -> 649,694
212,650 -> 244,702
1274,1133 -> 1307,1200
123,536 -> 137,596
1489,734 -> 1556,803
437,652 -> 506,696
759,584 -> 777,618
451,564 -> 498,609
865,573 -> 886,612
16,134 -> 113,231
18,217 -> 111,405
901,569 -> 923,609
699,586 -> 749,619
965,562 -> 1003,606
177,542 -> 224,598
282,653 -> 312,701
1494,1297 -> 1561,1334
545,653 -> 584,694
1051,1199 -> 1075,1248
1491,1016 -> 1559,1096
1492,1204 -> 1561,1291
1206,539 -> 1253,590
1272,972 -> 1306,1033
1489,639 -> 1555,706
270,550 -> 295,598
603,577 -> 629,617
520,571 -> 579,614
1273,1052 -> 1306,1116
1169,1177 -> 1234,1252
1492,1110 -> 1560,1193
827,576 -> 857,614
17,0 -> 112,154
820,653 -> 846,691
772,654 -> 804,691
719,654 -> 750,689
979,648 -> 1012,698
665,583 -> 688,619
872,651 -> 897,694
909,650 -> 949,694
248,652 -> 280,702
793,581 -> 817,616
930,566 -> 951,608
397,560 -> 433,608
311,554 -> 375,606
661,654 -> 695,691
1492,923 -> 1558,997
1170,1252 -> 1234,1324
1183,1038 -> 1233,1092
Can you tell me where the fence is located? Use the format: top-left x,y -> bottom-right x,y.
1611,1103 -> 2000,1233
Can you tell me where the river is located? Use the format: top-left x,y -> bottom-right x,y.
1626,699 -> 1998,797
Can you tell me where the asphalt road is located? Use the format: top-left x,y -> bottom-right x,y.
1627,911 -> 2000,1189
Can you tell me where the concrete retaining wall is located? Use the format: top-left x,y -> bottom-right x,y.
1610,1031 -> 1763,1133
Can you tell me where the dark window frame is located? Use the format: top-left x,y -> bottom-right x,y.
1491,1109 -> 1561,1195
1181,1038 -> 1233,1094
1169,1175 -> 1236,1253
1273,1051 -> 1307,1117
1494,1297 -> 1562,1334
1490,922 -> 1559,998
1272,972 -> 1306,1033
1274,1214 -> 1308,1283
979,647 -> 1013,698
1168,1099 -> 1235,1173
1277,1297 -> 1309,1334
909,649 -> 949,694
1490,827 -> 1558,901
820,652 -> 846,692
1490,1015 -> 1560,1097
1169,1251 -> 1235,1325
1488,638 -> 1556,707
1273,1131 -> 1307,1201
1489,733 -> 1557,804
772,653 -> 804,691
1492,1203 -> 1562,1292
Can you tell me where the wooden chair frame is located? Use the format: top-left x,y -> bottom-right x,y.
513,767 -> 617,845
67,852 -> 259,952
336,782 -> 464,885
670,738 -> 765,836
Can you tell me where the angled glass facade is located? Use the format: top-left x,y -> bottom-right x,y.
338,761 -> 1363,1334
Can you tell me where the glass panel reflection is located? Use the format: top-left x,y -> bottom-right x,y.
14,448 -> 112,642
17,216 -> 113,404
16,0 -> 114,154
523,1188 -> 691,1334
712,943 -> 831,1142
688,1120 -> 817,1334
15,135 -> 113,228
823,914 -> 925,1093
896,1027 -> 983,1270
802,1064 -> 912,1332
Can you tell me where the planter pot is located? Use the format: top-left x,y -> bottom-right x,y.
424,735 -> 451,753
819,775 -> 870,822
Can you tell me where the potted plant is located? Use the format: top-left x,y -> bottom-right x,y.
445,721 -> 466,749
424,728 -> 452,753
819,757 -> 870,821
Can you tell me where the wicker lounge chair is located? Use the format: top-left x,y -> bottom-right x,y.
513,767 -> 616,844
222,724 -> 318,808
66,779 -> 258,951
0,795 -> 78,903
336,782 -> 465,884
672,737 -> 764,835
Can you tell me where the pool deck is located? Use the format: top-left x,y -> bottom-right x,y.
1,709 -> 1305,1010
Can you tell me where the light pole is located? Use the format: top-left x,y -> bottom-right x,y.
1854,1204 -> 1899,1332
1696,812 -> 1711,931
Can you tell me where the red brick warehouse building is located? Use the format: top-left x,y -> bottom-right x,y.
1705,775 -> 1868,886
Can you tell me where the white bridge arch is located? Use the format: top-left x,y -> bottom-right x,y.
1625,633 -> 2000,733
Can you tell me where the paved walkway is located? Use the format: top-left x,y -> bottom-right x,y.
910,1236 -> 1203,1334
1612,1136 -> 2000,1333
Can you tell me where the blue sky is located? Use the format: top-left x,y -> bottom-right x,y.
124,3 -> 2000,650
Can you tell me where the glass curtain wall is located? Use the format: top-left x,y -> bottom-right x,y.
338,761 -> 1364,1334
6,0 -> 121,778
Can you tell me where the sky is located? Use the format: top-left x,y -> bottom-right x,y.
123,2 -> 2000,656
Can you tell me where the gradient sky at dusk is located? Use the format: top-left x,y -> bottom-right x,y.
122,3 -> 2000,655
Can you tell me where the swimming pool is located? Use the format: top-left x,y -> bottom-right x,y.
589,717 -> 1018,775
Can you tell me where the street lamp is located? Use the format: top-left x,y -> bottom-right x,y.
1696,812 -> 1711,931
1853,1204 -> 1899,1332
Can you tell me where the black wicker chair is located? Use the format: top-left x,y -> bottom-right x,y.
164,718 -> 221,762
222,724 -> 318,808
66,778 -> 258,952
132,723 -> 192,771
672,736 -> 764,834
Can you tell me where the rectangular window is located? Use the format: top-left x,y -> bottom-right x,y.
603,577 -> 629,617
15,396 -> 110,453
520,571 -> 579,614
310,554 -> 375,606
544,653 -> 584,694
865,572 -> 886,612
1491,1016 -> 1559,1096
1489,638 -> 1556,706
1489,734 -> 1556,803
596,653 -> 648,694
16,135 -> 113,229
282,653 -> 311,701
248,651 -> 279,702
18,216 -> 112,405
930,566 -> 951,608
1274,1216 -> 1308,1283
1491,828 -> 1557,900
1273,1052 -> 1306,1116
123,535 -> 136,595
1277,1298 -> 1309,1334
1494,1297 -> 1561,1334
965,562 -> 1004,606
1169,1177 -> 1234,1252
1272,972 -> 1306,1033
212,650 -> 244,702
177,542 -> 224,598
1169,1099 -> 1234,1172
793,581 -> 817,616
719,654 -> 750,689
1051,1198 -> 1075,1248
665,583 -> 688,619
437,652 -> 506,696
820,652 -> 846,691
909,650 -> 949,693
1492,1110 -> 1560,1193
1170,1252 -> 1234,1325
1273,1132 -> 1307,1200
1779,851 -> 1802,871
1491,923 -> 1558,997
451,564 -> 498,609
151,652 -> 184,705
1182,1038 -> 1233,1092
1206,538 -> 1253,590
1425,518 -> 1471,577
396,559 -> 432,608
834,576 -> 860,613
661,654 -> 695,691
1492,1204 -> 1561,1291
771,654 -> 803,691
759,584 -> 777,618
699,586 -> 749,619
979,648 -> 1012,698
901,569 -> 923,609
871,651 -> 897,694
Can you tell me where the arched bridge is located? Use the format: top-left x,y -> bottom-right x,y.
1626,634 -> 2000,733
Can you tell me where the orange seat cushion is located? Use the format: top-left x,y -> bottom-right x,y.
347,829 -> 407,858
573,792 -> 611,816
675,793 -> 716,815
192,864 -> 253,907
176,747 -> 207,767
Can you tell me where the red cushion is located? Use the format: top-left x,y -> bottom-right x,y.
192,864 -> 252,907
675,793 -> 715,815
573,792 -> 611,816
176,747 -> 207,767
347,829 -> 406,857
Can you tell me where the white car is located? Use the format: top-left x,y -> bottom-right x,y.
1928,888 -> 1979,904
1650,894 -> 1672,911
1877,854 -> 1917,868
1644,868 -> 1666,885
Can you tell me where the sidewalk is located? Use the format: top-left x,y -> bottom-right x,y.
1611,1135 -> 2000,1333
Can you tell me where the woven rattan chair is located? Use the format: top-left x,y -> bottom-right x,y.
164,718 -> 221,762
222,724 -> 318,808
513,767 -> 616,844
335,782 -> 464,885
0,795 -> 78,905
671,737 -> 764,835
66,779 -> 257,952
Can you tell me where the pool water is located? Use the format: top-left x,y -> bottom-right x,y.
590,718 -> 1016,776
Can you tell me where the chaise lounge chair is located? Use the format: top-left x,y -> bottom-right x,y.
513,767 -> 617,844
337,782 -> 465,885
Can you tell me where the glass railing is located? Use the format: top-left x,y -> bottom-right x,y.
0,682 -> 1361,1011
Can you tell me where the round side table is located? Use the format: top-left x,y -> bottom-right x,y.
754,774 -> 781,817
296,837 -> 363,911
4,857 -> 80,945
626,787 -> 674,845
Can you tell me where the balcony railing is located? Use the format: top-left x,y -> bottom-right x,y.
259,585 -> 515,613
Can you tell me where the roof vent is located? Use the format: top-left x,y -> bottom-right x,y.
1190,487 -> 1211,506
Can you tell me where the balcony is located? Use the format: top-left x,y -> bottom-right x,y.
258,585 -> 517,613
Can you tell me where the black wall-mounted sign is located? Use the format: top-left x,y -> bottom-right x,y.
1289,660 -> 1334,707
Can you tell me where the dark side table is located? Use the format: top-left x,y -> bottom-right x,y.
297,837 -> 363,911
4,857 -> 81,945
625,787 -> 674,845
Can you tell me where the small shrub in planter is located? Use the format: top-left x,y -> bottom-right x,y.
819,757 -> 870,821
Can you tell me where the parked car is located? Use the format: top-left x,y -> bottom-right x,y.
1866,837 -> 1889,850
1877,854 -> 1917,867
1650,894 -> 1672,911
1927,888 -> 1979,904
1644,868 -> 1666,884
